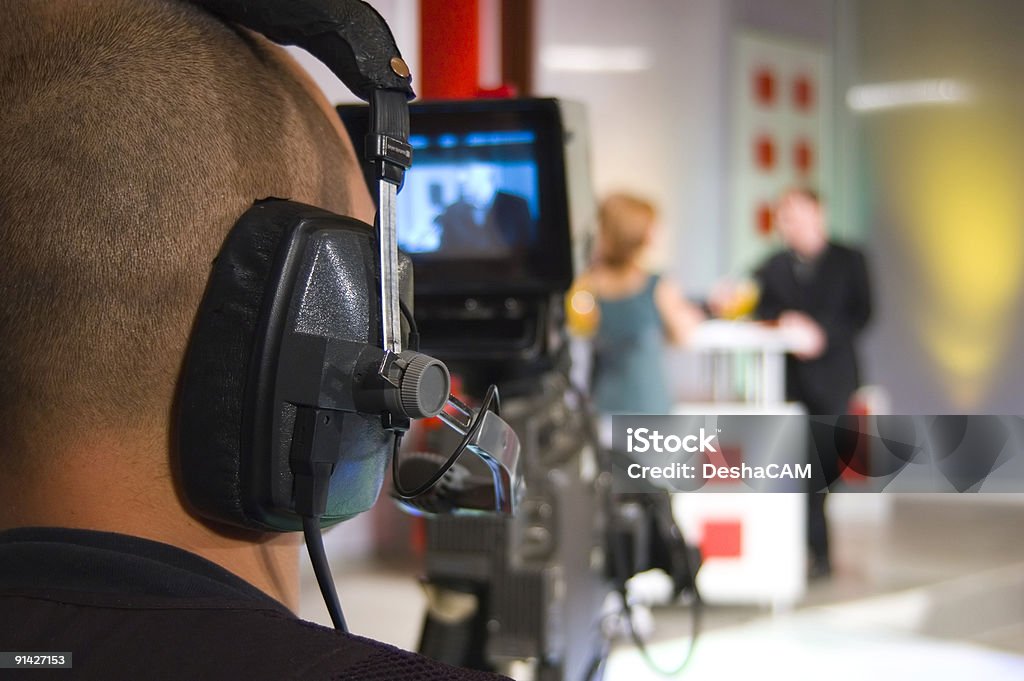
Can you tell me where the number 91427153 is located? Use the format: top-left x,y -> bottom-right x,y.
1,653 -> 72,668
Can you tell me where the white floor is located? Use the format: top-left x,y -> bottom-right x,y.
300,495 -> 1024,680
607,616 -> 1024,681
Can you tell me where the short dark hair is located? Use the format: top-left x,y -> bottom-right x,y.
0,0 -> 355,465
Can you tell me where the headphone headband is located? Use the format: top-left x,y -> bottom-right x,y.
193,0 -> 414,100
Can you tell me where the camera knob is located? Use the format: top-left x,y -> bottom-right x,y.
398,351 -> 450,419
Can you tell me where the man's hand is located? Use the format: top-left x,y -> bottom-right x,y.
779,310 -> 827,360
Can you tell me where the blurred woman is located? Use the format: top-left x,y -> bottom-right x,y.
571,193 -> 704,415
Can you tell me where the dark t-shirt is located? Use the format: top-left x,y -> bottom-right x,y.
0,527 -> 508,681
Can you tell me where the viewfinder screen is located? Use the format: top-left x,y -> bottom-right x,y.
396,130 -> 539,259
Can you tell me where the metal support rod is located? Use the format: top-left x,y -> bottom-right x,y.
377,180 -> 402,355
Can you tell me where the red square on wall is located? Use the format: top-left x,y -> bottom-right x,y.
701,519 -> 743,559
753,68 -> 776,107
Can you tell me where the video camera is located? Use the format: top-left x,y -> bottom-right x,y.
339,98 -> 698,681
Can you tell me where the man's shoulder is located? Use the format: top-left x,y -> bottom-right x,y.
177,608 -> 512,680
492,191 -> 530,211
827,240 -> 866,261
248,613 -> 507,681
437,201 -> 475,226
1,591 -> 507,681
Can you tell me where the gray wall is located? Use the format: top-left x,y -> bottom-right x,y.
533,0 -> 835,294
533,0 -> 731,293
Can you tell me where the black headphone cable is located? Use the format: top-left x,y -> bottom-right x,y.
302,514 -> 348,632
289,406 -> 350,633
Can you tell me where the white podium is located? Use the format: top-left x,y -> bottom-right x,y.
688,319 -> 813,404
670,320 -> 813,610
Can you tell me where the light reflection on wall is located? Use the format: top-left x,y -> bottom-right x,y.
846,0 -> 1024,410
878,109 -> 1024,406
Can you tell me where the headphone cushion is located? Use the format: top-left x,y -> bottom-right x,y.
177,203 -> 291,530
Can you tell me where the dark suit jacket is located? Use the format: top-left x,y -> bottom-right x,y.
436,192 -> 532,256
754,242 -> 872,413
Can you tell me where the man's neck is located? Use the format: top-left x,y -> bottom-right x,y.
794,238 -> 828,262
0,443 -> 302,611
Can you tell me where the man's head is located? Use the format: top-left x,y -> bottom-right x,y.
0,0 -> 371,473
775,187 -> 828,259
460,162 -> 499,209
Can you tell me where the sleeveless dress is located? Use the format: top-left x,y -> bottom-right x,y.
591,274 -> 672,415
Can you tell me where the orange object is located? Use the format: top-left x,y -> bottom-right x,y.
565,284 -> 601,338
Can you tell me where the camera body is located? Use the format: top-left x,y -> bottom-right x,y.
418,375 -> 608,680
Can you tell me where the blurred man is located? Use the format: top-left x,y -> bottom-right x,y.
436,162 -> 532,256
753,188 -> 872,577
0,1 -> 506,679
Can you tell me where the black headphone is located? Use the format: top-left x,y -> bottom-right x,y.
175,0 -> 520,629
178,0 -> 430,529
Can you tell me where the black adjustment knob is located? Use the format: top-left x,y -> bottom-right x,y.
398,351 -> 450,418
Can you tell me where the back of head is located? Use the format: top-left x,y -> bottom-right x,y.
0,0 -> 356,469
597,192 -> 657,269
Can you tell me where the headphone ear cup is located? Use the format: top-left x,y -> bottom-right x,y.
177,202 -> 294,530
